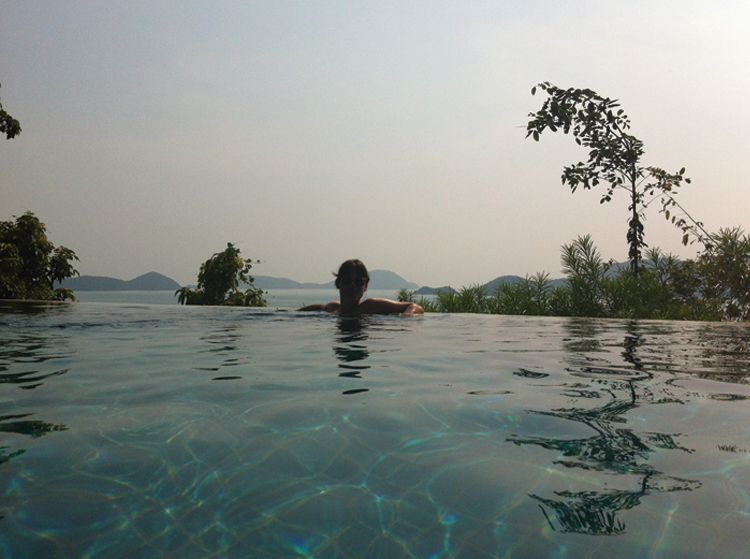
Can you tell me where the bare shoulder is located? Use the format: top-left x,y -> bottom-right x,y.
359,298 -> 424,315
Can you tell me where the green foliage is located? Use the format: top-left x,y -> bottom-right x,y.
396,288 -> 438,312
560,235 -> 608,317
526,82 -> 701,274
396,288 -> 414,303
437,284 -> 489,313
488,273 -> 556,316
549,238 -> 721,320
176,243 -> 266,307
0,212 -> 79,301
404,234 -> 724,320
400,286 -> 492,314
0,84 -> 22,140
698,227 -> 750,320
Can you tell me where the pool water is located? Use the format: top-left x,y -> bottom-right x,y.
1,301 -> 749,558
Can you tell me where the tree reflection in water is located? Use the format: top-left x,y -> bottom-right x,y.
333,317 -> 371,392
509,320 -> 701,535
0,311 -> 71,476
695,323 -> 750,384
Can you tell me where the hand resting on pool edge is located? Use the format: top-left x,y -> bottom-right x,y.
297,259 -> 424,316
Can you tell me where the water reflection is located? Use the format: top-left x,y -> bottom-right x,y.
0,314 -> 74,390
0,311 -> 71,473
199,324 -> 244,354
0,367 -> 69,390
695,323 -> 750,383
333,317 -> 371,393
195,323 -> 250,379
0,412 -> 67,438
561,318 -> 606,354
510,320 -> 701,535
0,300 -> 75,316
0,331 -> 75,372
563,318 -> 750,384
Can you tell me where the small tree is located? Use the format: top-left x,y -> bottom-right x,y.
698,227 -> 750,321
526,82 -> 704,274
0,212 -> 79,300
176,243 -> 266,307
559,234 -> 608,317
0,83 -> 22,140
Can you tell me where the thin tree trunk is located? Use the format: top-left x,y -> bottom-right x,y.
630,167 -> 641,276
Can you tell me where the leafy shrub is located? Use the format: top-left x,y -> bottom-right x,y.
401,234 -> 726,320
0,212 -> 79,301
177,243 -> 266,307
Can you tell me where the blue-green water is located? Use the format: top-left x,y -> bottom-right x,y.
1,301 -> 749,558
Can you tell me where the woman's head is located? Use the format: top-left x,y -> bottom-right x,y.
334,259 -> 369,290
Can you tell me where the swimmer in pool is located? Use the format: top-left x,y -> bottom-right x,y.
298,259 -> 424,316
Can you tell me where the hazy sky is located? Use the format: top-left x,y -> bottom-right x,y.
2,1 -> 748,287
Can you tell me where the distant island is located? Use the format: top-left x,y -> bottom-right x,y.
59,269 -> 420,292
60,272 -> 181,291
416,274 -> 568,295
251,269 -> 420,290
415,275 -> 528,295
60,268 -> 581,293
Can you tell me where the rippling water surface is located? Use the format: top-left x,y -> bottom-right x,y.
1,301 -> 749,558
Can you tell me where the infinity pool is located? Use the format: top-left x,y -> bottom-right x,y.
1,301 -> 749,558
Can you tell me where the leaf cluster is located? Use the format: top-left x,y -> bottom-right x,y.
0,212 -> 79,301
176,243 -> 267,307
526,82 -> 703,273
527,82 -> 641,200
0,84 -> 22,140
697,227 -> 750,320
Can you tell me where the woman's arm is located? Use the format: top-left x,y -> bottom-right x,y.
400,302 -> 425,315
359,298 -> 424,315
297,301 -> 341,312
297,303 -> 326,311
